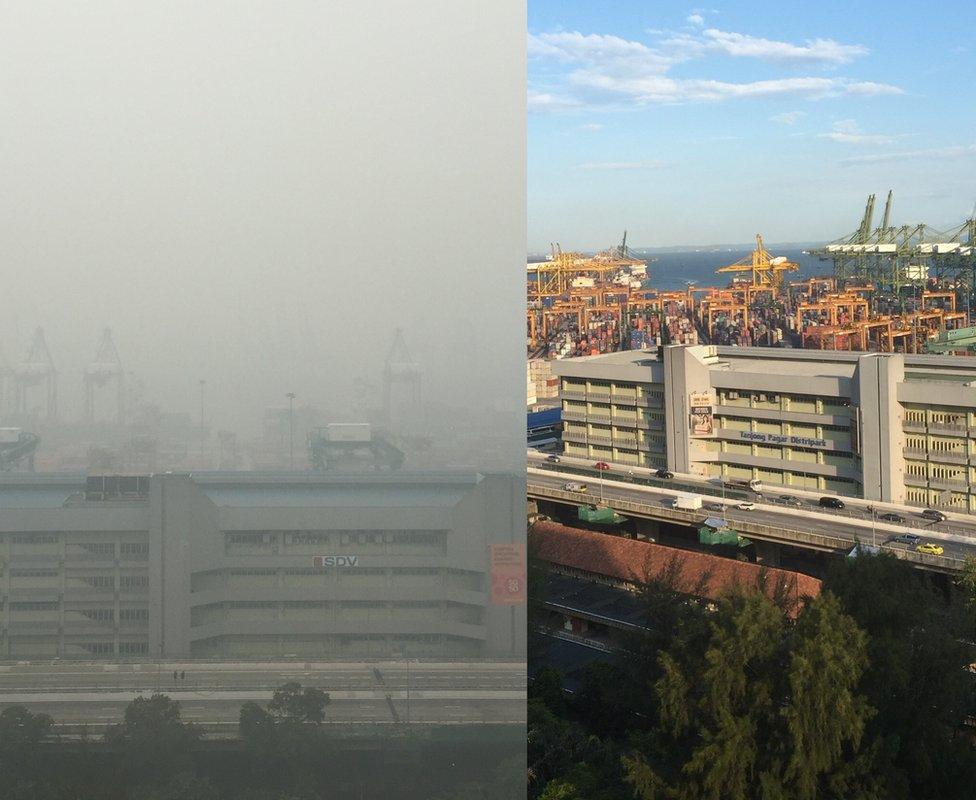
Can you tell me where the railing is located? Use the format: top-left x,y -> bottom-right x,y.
528,479 -> 970,573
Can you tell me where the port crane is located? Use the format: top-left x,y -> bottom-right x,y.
714,234 -> 799,293
84,328 -> 125,424
14,328 -> 58,420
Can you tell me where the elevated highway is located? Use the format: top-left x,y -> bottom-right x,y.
0,660 -> 525,737
528,466 -> 976,573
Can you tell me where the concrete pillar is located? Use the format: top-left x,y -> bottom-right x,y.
855,354 -> 905,504
754,541 -> 781,567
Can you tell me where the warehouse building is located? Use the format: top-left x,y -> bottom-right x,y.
552,344 -> 976,512
0,471 -> 524,660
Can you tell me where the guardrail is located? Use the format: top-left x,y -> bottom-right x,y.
528,481 -> 968,573
529,460 -> 976,540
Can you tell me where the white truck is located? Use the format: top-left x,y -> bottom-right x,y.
671,493 -> 703,510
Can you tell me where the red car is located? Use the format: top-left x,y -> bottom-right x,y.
593,461 -> 610,471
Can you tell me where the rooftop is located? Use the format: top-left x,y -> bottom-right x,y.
530,520 -> 822,613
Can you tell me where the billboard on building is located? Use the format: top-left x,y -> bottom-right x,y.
489,543 -> 526,605
689,391 -> 715,437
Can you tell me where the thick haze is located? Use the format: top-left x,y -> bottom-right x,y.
1,1 -> 524,461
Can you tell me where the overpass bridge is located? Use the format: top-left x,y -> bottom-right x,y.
528,467 -> 976,574
0,659 -> 525,738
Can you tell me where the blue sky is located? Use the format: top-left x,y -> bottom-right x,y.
528,1 -> 976,250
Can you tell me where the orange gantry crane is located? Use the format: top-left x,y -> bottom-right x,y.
715,234 -> 800,294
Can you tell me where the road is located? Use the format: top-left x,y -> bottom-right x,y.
528,465 -> 976,562
0,660 -> 526,734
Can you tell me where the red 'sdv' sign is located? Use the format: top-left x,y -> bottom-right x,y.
490,543 -> 526,606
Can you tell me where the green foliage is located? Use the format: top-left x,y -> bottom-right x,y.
621,591 -> 872,800
239,700 -> 276,749
0,705 -> 55,779
824,552 -> 976,800
104,693 -> 201,786
528,666 -> 566,715
267,682 -> 330,724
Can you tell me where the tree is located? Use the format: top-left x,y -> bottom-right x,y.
267,682 -> 331,725
528,666 -> 566,715
622,590 -> 874,800
104,694 -> 201,786
0,705 -> 54,778
239,701 -> 277,749
824,552 -> 976,800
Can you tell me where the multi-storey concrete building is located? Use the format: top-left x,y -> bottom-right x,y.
0,471 -> 524,660
553,344 -> 976,512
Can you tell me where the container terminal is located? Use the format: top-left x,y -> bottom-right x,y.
527,192 -> 976,400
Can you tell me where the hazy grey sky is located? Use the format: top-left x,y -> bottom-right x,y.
1,2 -> 524,453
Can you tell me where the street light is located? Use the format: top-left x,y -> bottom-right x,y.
286,392 -> 296,469
594,462 -> 609,503
199,380 -> 206,464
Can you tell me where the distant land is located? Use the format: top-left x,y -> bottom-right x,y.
527,242 -> 824,261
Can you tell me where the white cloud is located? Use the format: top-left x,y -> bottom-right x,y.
527,90 -> 580,113
840,143 -> 976,165
687,13 -> 705,26
819,119 -> 895,145
842,81 -> 904,96
770,110 -> 805,124
527,27 -> 898,111
528,32 -> 669,71
701,29 -> 868,65
575,161 -> 664,170
579,122 -> 604,131
570,71 -> 896,104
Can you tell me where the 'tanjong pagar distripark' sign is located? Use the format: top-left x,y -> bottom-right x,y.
738,430 -> 829,449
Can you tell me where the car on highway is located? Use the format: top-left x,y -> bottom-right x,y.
916,542 -> 945,556
889,533 -> 920,547
545,454 -> 561,463
563,482 -> 587,493
920,508 -> 947,523
655,469 -> 674,479
818,496 -> 845,509
736,502 -> 755,511
593,461 -> 610,470
778,495 -> 803,507
879,512 -> 905,523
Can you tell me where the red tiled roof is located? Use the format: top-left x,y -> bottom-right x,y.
530,521 -> 821,611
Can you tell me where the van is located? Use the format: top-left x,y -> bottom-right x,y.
563,482 -> 587,493
818,496 -> 845,509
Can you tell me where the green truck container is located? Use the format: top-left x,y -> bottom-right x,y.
577,504 -> 626,525
698,518 -> 751,547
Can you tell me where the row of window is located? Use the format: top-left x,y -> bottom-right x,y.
4,571 -> 149,588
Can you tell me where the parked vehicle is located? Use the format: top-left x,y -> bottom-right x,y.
655,469 -> 674,479
671,493 -> 703,510
889,533 -> 920,546
818,496 -> 845,509
920,508 -> 947,523
916,542 -> 945,556
563,482 -> 587,493
879,512 -> 904,523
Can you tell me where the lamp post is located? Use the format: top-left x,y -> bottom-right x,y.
286,392 -> 296,469
199,380 -> 206,464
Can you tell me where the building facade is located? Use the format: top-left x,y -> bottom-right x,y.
552,344 -> 976,512
0,471 -> 525,660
